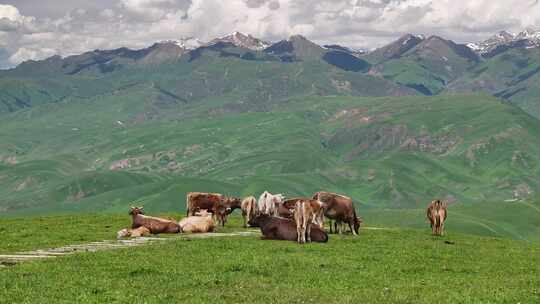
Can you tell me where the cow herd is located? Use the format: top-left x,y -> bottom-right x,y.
118,191 -> 448,244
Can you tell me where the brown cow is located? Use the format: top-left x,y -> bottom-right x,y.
129,206 -> 181,234
248,214 -> 328,243
426,199 -> 447,236
283,198 -> 325,228
241,196 -> 257,228
186,192 -> 241,226
313,191 -> 361,235
186,192 -> 223,216
293,199 -> 315,243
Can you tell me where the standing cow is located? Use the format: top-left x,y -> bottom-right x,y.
426,199 -> 447,236
293,199 -> 315,243
313,191 -> 361,235
185,192 -> 240,227
257,191 -> 284,216
241,196 -> 257,228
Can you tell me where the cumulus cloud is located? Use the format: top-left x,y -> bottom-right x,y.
1,0 -> 540,68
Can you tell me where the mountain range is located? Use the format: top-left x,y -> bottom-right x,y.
0,29 -> 539,224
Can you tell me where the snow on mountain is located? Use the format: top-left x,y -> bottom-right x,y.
207,32 -> 270,51
468,29 -> 540,57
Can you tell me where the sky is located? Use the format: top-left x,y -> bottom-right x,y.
0,0 -> 539,68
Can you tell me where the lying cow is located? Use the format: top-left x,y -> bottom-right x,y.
426,199 -> 447,236
257,191 -> 285,216
130,206 -> 181,234
178,211 -> 215,233
248,214 -> 328,243
313,191 -> 361,235
117,226 -> 151,239
241,196 -> 257,228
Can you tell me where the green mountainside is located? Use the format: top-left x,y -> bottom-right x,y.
0,33 -> 540,241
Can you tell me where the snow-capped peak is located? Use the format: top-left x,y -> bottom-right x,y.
207,31 -> 270,51
468,28 -> 540,57
173,37 -> 205,50
516,28 -> 540,40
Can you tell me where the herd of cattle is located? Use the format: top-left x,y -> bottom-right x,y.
118,191 -> 448,244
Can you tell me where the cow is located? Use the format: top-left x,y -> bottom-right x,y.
116,226 -> 151,239
426,199 -> 447,236
213,201 -> 231,227
282,198 -> 324,228
248,214 -> 328,243
178,212 -> 215,233
257,191 -> 284,216
186,192 -> 241,226
241,196 -> 257,228
129,206 -> 181,234
313,191 -> 361,235
293,199 -> 315,243
186,192 -> 223,216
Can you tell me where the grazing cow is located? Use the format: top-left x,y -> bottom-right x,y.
293,199 -> 315,243
116,226 -> 151,239
248,214 -> 328,243
257,191 -> 285,216
426,200 -> 447,236
129,206 -> 181,234
178,213 -> 215,233
313,191 -> 361,235
241,196 -> 257,228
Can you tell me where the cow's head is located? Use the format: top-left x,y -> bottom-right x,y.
224,197 -> 242,208
248,213 -> 269,227
214,204 -> 231,226
129,206 -> 144,215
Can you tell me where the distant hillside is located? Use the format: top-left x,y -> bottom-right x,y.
1,92 -> 539,216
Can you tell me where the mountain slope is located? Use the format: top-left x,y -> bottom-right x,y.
369,36 -> 480,95
1,91 -> 539,216
447,47 -> 540,118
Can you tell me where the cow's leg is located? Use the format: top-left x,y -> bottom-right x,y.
349,220 -> 357,236
296,223 -> 303,243
306,222 -> 312,243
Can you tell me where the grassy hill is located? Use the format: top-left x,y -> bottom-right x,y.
0,214 -> 538,303
1,92 -> 540,241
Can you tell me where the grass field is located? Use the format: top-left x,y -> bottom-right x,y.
0,213 -> 539,303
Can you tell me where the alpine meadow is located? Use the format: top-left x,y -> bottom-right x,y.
1,2 -> 540,303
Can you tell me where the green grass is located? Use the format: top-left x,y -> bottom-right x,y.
0,215 -> 538,303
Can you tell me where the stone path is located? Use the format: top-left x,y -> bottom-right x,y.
0,231 -> 259,267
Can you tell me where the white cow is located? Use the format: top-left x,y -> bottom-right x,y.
257,191 -> 284,216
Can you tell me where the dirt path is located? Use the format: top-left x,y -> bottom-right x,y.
0,231 -> 259,267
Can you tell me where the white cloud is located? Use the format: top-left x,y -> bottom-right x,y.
1,0 -> 540,68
